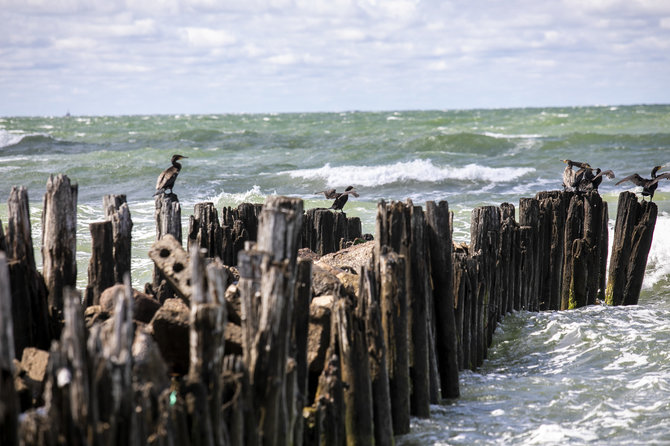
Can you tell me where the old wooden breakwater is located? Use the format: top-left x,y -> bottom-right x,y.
0,173 -> 659,446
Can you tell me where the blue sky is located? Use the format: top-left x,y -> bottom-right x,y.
2,0 -> 670,116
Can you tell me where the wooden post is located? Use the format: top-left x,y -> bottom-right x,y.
408,203 -> 433,415
535,191 -> 568,311
499,203 -> 517,315
519,198 -> 543,311
103,194 -> 133,283
470,206 -> 500,352
241,196 -> 303,446
42,174 -> 78,316
85,220 -> 115,307
188,202 -> 223,260
334,297 -> 375,446
187,246 -> 228,446
0,252 -> 19,446
222,355 -> 258,446
378,249 -> 410,435
6,186 -> 51,356
452,252 -> 467,370
561,195 -> 584,310
302,208 -> 352,255
425,201 -> 460,399
583,191 -> 606,306
606,192 -> 658,306
291,258 -> 312,446
360,266 -> 394,446
154,193 -> 182,301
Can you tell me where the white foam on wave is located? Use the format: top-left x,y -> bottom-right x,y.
0,129 -> 26,148
282,159 -> 535,188
644,214 -> 670,289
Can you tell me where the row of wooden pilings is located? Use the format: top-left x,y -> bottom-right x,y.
0,173 -> 659,446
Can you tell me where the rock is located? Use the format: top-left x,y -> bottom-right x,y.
84,305 -> 109,328
314,240 -> 373,273
133,292 -> 162,323
308,295 -> 334,375
149,298 -> 190,374
99,283 -> 161,323
132,326 -> 170,391
16,347 -> 49,409
224,322 -> 243,356
224,283 -> 242,325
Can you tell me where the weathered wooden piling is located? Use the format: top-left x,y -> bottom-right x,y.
221,203 -> 262,266
239,196 -> 303,446
606,192 -> 658,306
188,202 -> 223,260
0,252 -> 19,446
6,175 -> 666,446
378,248 -> 410,435
302,208 -> 348,256
335,296 -> 375,446
103,194 -> 133,283
470,206 -> 500,358
85,220 -> 115,306
360,266 -> 394,446
42,174 -> 78,316
187,246 -> 228,446
6,187 -> 51,356
153,193 -> 182,301
375,199 -> 432,418
535,191 -> 568,311
425,200 -> 460,399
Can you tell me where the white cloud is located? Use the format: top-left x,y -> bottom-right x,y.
180,27 -> 237,47
1,0 -> 669,115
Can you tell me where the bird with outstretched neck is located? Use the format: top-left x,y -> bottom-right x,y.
329,186 -> 358,212
154,154 -> 187,196
616,165 -> 670,201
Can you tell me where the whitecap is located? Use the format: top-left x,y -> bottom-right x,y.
281,160 -> 535,188
0,129 -> 26,148
643,214 -> 670,289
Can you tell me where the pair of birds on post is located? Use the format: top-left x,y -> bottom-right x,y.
562,159 -> 669,200
154,154 -> 360,212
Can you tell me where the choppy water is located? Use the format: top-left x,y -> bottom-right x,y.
1,105 -> 670,444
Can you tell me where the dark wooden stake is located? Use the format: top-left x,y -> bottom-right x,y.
103,194 -> 133,283
606,192 -> 658,306
85,220 -> 115,307
425,201 -> 460,399
41,174 -> 78,317
0,252 -> 19,446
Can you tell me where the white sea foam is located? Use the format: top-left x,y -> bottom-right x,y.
0,129 -> 26,148
282,159 -> 535,188
644,214 -> 670,289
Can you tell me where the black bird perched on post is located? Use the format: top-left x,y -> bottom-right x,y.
615,165 -> 670,201
561,159 -> 591,192
328,186 -> 359,212
579,167 -> 616,192
315,187 -> 360,200
154,154 -> 187,196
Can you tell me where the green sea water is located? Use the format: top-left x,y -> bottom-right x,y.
2,105 -> 670,444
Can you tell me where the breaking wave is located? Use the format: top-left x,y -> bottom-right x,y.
282,159 -> 535,188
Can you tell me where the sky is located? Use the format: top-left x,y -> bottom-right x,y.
1,0 -> 670,116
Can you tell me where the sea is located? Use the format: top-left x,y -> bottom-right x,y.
1,105 -> 669,445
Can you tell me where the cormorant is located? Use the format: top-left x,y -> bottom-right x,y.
579,167 -> 616,192
154,154 -> 187,196
615,165 -> 670,201
561,159 -> 591,192
329,186 -> 358,212
315,187 -> 360,200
